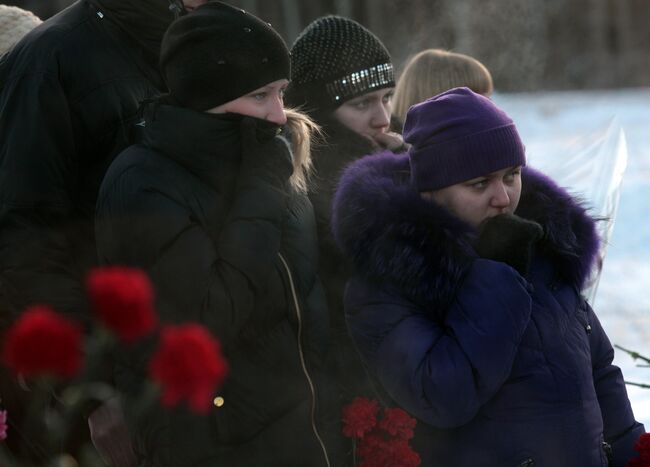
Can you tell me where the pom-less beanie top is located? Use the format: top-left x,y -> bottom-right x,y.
160,1 -> 290,111
405,87 -> 526,192
286,15 -> 394,111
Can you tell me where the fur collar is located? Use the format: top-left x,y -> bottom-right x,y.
332,152 -> 600,314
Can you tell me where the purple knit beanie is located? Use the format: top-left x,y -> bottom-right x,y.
405,87 -> 526,191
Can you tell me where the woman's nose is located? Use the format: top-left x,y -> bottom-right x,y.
266,99 -> 287,125
371,102 -> 390,129
491,182 -> 511,207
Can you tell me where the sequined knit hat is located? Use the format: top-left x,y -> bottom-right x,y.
286,15 -> 394,112
160,1 -> 290,111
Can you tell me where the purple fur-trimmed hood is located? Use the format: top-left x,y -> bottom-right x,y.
331,151 -> 600,312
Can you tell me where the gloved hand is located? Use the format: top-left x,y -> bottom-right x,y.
239,116 -> 293,189
473,213 -> 544,276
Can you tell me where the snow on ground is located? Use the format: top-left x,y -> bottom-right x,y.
495,88 -> 650,427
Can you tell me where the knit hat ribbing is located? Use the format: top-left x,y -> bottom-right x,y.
160,1 -> 290,111
286,15 -> 394,111
0,5 -> 41,56
405,87 -> 526,192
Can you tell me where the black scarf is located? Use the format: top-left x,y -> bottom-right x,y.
88,0 -> 176,61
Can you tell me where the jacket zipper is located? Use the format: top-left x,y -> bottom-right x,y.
277,252 -> 332,467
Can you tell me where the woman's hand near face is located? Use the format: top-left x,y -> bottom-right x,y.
371,130 -> 409,153
334,88 -> 406,150
474,213 -> 543,276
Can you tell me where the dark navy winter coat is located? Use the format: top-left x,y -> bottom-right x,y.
332,152 -> 645,467
96,104 -> 342,467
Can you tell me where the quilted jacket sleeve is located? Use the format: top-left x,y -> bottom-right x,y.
587,301 -> 646,467
95,142 -> 289,345
0,70 -> 86,319
344,259 -> 533,428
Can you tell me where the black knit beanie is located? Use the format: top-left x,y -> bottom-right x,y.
286,15 -> 394,112
159,1 -> 290,111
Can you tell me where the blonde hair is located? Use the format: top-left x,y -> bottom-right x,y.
393,49 -> 494,124
284,108 -> 320,194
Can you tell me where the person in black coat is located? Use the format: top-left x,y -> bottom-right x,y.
96,3 -> 343,466
0,0 -> 206,323
285,16 -> 406,412
0,0 -> 206,462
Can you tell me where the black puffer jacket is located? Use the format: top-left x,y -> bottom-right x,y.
0,0 -> 170,321
96,104 -> 342,467
0,1 -> 173,460
309,117 -> 376,327
308,115 -> 390,404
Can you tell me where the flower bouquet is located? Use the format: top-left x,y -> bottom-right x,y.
342,396 -> 421,467
0,266 -> 228,467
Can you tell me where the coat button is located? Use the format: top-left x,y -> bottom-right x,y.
585,324 -> 592,334
518,458 -> 535,467
213,396 -> 225,408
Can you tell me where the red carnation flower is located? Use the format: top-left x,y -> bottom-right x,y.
357,432 -> 385,460
378,407 -> 417,440
342,397 -> 380,439
636,433 -> 650,459
149,324 -> 228,414
359,436 -> 421,467
388,438 -> 421,467
628,433 -> 650,466
342,397 -> 421,466
1,305 -> 83,378
87,266 -> 157,343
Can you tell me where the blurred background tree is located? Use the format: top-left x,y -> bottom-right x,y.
4,0 -> 650,91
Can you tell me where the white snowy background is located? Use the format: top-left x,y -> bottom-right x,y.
495,88 -> 650,427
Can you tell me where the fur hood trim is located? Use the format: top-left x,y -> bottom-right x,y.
332,152 -> 600,312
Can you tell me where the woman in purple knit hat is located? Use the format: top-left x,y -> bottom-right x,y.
331,87 -> 645,466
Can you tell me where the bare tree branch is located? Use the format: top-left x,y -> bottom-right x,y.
615,344 -> 650,366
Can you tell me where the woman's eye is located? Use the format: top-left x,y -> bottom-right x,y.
353,100 -> 369,110
382,93 -> 394,103
504,169 -> 521,183
471,180 -> 488,189
252,92 -> 267,101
